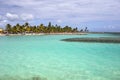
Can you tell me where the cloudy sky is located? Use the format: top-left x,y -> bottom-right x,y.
0,0 -> 120,32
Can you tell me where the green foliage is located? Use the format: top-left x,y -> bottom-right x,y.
6,24 -> 12,33
5,22 -> 87,34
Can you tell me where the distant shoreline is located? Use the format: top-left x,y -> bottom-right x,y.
0,32 -> 120,36
0,32 -> 87,36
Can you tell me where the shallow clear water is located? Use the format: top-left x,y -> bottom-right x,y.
0,34 -> 120,80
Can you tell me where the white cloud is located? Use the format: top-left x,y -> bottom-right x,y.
20,13 -> 34,21
0,20 -> 8,27
2,20 -> 7,23
5,13 -> 34,21
57,19 -> 62,23
6,13 -> 19,21
0,15 -> 7,27
1,0 -> 120,23
0,12 -> 34,27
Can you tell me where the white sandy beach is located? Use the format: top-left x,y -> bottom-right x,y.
0,33 -> 87,36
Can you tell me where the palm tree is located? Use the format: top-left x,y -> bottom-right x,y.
4,22 -> 80,34
6,24 -> 12,34
39,24 -> 45,33
26,26 -> 31,33
16,23 -> 21,33
84,27 -> 89,32
12,26 -> 17,34
24,22 -> 29,27
48,22 -> 51,28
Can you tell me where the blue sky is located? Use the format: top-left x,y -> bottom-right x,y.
0,0 -> 120,32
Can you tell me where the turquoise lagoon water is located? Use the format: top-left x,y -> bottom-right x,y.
0,34 -> 120,80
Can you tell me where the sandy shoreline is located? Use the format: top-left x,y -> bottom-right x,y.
0,33 -> 87,36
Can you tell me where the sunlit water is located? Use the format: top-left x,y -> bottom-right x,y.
0,33 -> 120,80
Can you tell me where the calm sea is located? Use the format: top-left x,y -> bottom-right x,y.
0,33 -> 120,80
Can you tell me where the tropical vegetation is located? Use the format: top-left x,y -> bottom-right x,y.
5,22 -> 88,34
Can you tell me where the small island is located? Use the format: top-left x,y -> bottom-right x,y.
0,22 -> 88,36
61,37 -> 120,43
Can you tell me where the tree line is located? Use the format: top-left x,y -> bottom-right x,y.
5,22 -> 88,34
